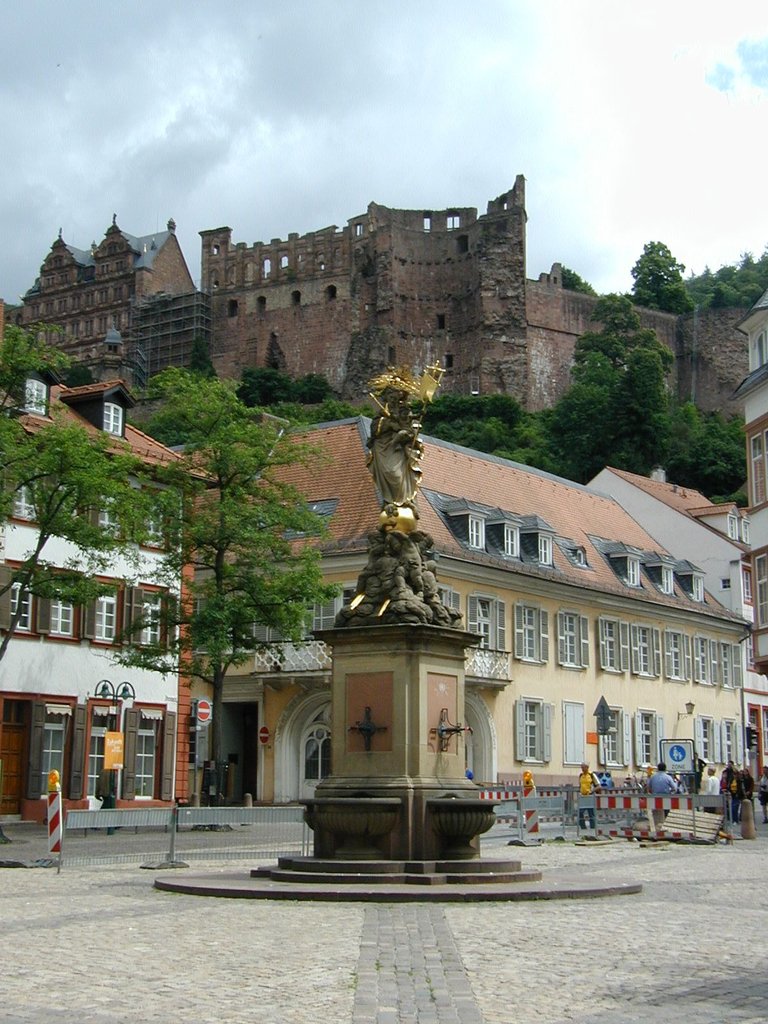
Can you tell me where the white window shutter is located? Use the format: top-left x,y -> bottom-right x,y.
468,596 -> 479,634
714,724 -> 722,764
620,621 -> 630,672
495,600 -> 507,652
684,635 -> 692,681
694,716 -> 704,756
514,603 -> 524,658
633,713 -> 643,765
580,616 -> 589,667
540,610 -> 549,663
622,712 -> 631,766
598,618 -> 608,669
652,629 -> 662,677
733,645 -> 744,688
514,699 -> 525,760
543,704 -> 552,762
630,625 -> 640,675
664,631 -> 673,678
557,611 -> 566,666
736,725 -> 744,765
598,734 -> 607,765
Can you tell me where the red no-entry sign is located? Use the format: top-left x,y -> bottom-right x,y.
196,699 -> 212,724
258,726 -> 270,745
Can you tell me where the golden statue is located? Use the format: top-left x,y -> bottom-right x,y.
366,364 -> 443,533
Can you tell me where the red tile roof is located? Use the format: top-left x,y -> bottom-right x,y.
288,419 -> 738,617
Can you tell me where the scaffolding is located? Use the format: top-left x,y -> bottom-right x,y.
128,291 -> 212,390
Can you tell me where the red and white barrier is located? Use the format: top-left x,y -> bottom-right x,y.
47,790 -> 62,855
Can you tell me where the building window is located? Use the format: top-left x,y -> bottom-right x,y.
741,518 -> 750,544
10,583 -> 31,632
13,486 -> 35,520
515,698 -> 551,763
756,555 -> 768,626
721,719 -> 737,764
727,514 -> 739,540
661,566 -> 675,595
468,516 -> 485,550
436,313 -> 446,330
98,506 -> 120,536
228,299 -> 238,317
326,285 -> 337,301
598,617 -> 629,672
355,223 -> 364,237
743,566 -> 753,604
95,595 -> 117,642
24,378 -> 47,415
627,557 -> 641,587
304,722 -> 331,781
557,611 -> 589,668
446,213 -> 460,230
600,708 -> 626,767
42,715 -> 67,785
636,711 -> 661,767
292,290 -> 301,306
423,214 -> 431,232
50,599 -> 74,637
696,716 -> 715,762
664,630 -> 690,681
141,593 -> 162,646
692,575 -> 704,602
693,635 -> 713,684
503,524 -> 519,558
754,330 -> 768,369
468,595 -> 506,651
103,402 -> 123,436
135,723 -> 157,797
630,624 -> 660,677
514,603 -> 549,663
263,258 -> 271,279
87,722 -> 106,797
750,433 -> 766,505
538,535 -> 553,566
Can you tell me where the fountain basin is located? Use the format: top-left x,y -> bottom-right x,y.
302,797 -> 401,860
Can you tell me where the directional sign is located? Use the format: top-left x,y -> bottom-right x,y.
196,699 -> 212,724
593,696 -> 611,736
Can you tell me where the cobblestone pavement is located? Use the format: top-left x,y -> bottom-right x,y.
2,821 -> 767,1023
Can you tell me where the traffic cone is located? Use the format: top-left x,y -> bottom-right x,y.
741,799 -> 757,840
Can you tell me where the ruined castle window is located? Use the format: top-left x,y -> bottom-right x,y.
355,223 -> 364,237
388,346 -> 396,364
257,296 -> 266,315
318,254 -> 326,271
436,314 -> 446,330
470,375 -> 480,396
326,285 -> 337,301
447,213 -> 460,231
212,279 -> 219,290
423,214 -> 431,232
444,354 -> 454,370
212,244 -> 220,255
263,258 -> 271,279
280,255 -> 289,269
228,299 -> 239,318
292,290 -> 301,306
457,234 -> 469,254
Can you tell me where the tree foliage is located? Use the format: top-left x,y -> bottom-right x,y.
238,367 -> 333,407
0,325 -> 153,663
684,248 -> 768,310
631,241 -> 694,314
560,265 -> 597,296
119,368 -> 337,765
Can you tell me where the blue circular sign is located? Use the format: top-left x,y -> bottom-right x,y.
669,744 -> 687,763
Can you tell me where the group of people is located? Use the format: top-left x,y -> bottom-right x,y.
577,760 -> 768,830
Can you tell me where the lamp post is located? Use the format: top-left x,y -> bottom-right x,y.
95,680 -> 136,809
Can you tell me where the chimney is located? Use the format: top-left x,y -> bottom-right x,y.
650,466 -> 667,483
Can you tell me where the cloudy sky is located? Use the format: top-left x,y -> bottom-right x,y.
3,2 -> 767,305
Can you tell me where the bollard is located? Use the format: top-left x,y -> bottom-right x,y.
243,792 -> 253,808
740,798 -> 757,840
190,791 -> 200,808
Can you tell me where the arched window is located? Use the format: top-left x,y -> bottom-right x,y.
303,723 -> 331,782
291,290 -> 301,306
263,258 -> 271,279
326,285 -> 337,301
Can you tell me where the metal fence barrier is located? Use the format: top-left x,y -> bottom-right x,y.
62,805 -> 311,867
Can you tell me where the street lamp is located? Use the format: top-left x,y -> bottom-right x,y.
678,701 -> 696,720
95,680 -> 136,814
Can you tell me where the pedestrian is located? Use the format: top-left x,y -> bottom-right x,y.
740,766 -> 755,806
578,762 -> 600,830
648,761 -> 676,830
721,761 -> 741,824
758,766 -> 768,824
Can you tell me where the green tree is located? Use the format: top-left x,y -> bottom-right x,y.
665,404 -> 746,500
0,325 -> 152,663
118,368 -> 337,774
188,335 -> 217,378
631,241 -> 694,314
548,295 -> 673,481
560,266 -> 597,296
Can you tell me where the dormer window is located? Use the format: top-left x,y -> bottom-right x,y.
692,576 -> 704,602
675,561 -> 705,602
627,557 -> 641,587
538,535 -> 553,566
504,524 -> 519,558
103,402 -> 123,436
24,378 -> 47,415
468,516 -> 485,550
727,514 -> 739,540
661,566 -> 674,595
741,518 -> 750,544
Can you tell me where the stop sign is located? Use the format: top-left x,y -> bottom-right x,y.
196,699 -> 212,724
258,726 -> 270,745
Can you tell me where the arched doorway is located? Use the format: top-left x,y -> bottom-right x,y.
273,691 -> 331,802
464,691 -> 496,787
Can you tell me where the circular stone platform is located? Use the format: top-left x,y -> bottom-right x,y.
154,855 -> 642,903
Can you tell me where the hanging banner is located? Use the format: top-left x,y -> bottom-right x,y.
104,731 -> 125,770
